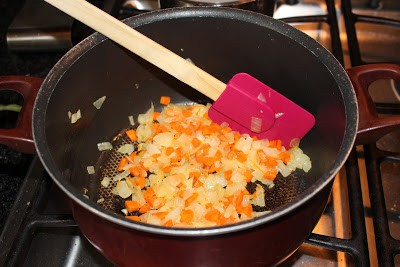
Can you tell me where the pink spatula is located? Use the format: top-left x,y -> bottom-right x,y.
45,0 -> 315,148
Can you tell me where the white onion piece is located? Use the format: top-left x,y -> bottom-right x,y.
250,117 -> 262,133
86,165 -> 95,174
257,93 -> 266,103
93,96 -> 106,109
97,142 -> 113,151
113,169 -> 130,181
67,111 -> 72,119
97,198 -> 105,204
118,144 -> 135,155
128,115 -> 135,126
71,109 -> 81,124
101,176 -> 111,188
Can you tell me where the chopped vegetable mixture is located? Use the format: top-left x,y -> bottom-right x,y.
109,98 -> 311,227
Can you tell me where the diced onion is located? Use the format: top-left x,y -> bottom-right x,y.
128,115 -> 135,126
87,166 -> 95,174
101,176 -> 111,188
97,198 -> 105,204
257,93 -> 266,103
117,144 -> 135,155
97,142 -> 113,151
250,117 -> 262,133
93,96 -> 106,109
71,109 -> 81,124
113,169 -> 130,181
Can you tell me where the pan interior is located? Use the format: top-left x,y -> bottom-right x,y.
37,9 -> 351,228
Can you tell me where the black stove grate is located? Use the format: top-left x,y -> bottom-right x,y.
341,0 -> 400,265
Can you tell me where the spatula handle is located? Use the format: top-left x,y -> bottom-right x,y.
44,0 -> 226,101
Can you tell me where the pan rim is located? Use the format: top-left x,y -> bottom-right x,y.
32,6 -> 358,236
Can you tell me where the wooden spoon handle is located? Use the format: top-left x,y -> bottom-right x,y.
44,0 -> 226,100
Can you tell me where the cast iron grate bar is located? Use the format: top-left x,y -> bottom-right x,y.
342,0 -> 400,265
341,0 -> 400,66
280,0 -> 344,65
305,149 -> 370,266
364,145 -> 400,267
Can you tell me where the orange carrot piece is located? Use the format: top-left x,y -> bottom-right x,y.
125,215 -> 141,222
164,220 -> 173,227
279,151 -> 291,164
236,151 -> 247,163
160,96 -> 171,105
205,208 -> 222,224
153,111 -> 161,121
117,157 -> 128,172
125,200 -> 141,212
191,137 -> 201,148
180,209 -> 194,223
128,152 -> 137,162
153,211 -> 168,220
264,169 -> 278,181
135,176 -> 146,189
139,204 -> 151,214
244,169 -> 253,182
160,165 -> 172,173
185,192 -> 199,207
126,129 -> 138,142
224,170 -> 233,180
144,188 -> 156,207
165,146 -> 175,156
181,109 -> 192,118
129,165 -> 140,177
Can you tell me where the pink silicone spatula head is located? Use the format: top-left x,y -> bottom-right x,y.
208,73 -> 316,148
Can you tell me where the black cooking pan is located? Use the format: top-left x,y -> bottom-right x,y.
1,7 -> 400,267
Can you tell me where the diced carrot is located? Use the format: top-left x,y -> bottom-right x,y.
164,220 -> 173,227
182,109 -> 192,118
185,192 -> 198,207
236,151 -> 247,163
125,200 -> 141,212
160,165 -> 172,173
205,208 -> 222,224
135,176 -> 146,189
165,146 -> 175,156
264,169 -> 278,181
189,171 -> 201,179
160,96 -> 171,105
144,188 -> 156,207
129,165 -> 140,177
153,211 -> 168,220
191,137 -> 201,148
180,209 -> 194,223
125,215 -> 141,222
126,129 -> 138,142
117,157 -> 128,172
200,125 -> 213,136
224,170 -> 233,180
128,152 -> 137,162
279,151 -> 291,164
240,204 -> 253,218
153,111 -> 161,121
139,204 -> 151,214
244,169 -> 253,182
214,150 -> 222,161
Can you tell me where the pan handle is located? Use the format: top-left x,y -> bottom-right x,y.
346,63 -> 400,145
0,76 -> 42,154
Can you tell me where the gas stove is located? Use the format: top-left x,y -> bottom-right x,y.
0,0 -> 399,266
